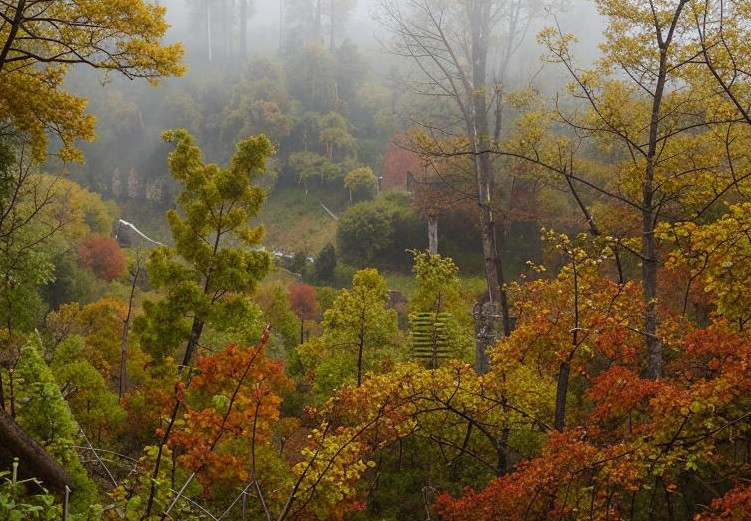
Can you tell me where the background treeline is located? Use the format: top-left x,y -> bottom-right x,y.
64,0 -> 582,281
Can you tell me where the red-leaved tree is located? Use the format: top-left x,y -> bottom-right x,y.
77,235 -> 126,281
289,283 -> 319,344
382,135 -> 424,191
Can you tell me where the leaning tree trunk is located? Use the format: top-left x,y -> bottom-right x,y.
181,318 -> 205,370
119,262 -> 140,400
0,409 -> 73,493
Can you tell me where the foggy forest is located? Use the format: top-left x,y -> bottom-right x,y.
0,0 -> 750,519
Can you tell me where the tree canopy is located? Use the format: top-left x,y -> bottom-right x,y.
0,0 -> 185,161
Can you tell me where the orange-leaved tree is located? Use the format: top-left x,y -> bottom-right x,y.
167,339 -> 292,494
435,320 -> 751,521
77,235 -> 126,281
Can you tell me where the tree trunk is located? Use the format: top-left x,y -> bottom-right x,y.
315,0 -> 322,43
181,248 -> 216,369
556,255 -> 581,431
299,317 -> 304,344
474,301 -> 498,375
496,427 -> 510,476
181,318 -> 205,370
356,338 -> 363,388
329,0 -> 335,51
554,361 -> 571,431
466,2 -> 508,370
0,408 -> 74,493
642,3 -> 689,380
240,0 -> 248,61
474,134 -> 501,309
357,308 -> 365,387
119,263 -> 140,400
279,0 -> 284,51
643,209 -> 660,379
493,228 -> 512,337
223,0 -> 231,63
428,216 -> 438,255
475,203 -> 500,373
642,45 -> 671,380
206,0 -> 213,63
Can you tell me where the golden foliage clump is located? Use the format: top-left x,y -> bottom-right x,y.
0,0 -> 186,161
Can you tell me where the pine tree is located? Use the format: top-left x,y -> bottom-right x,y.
135,130 -> 274,367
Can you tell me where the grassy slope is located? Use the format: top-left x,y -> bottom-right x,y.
119,184 -> 490,298
119,183 -> 343,255
255,184 -> 345,255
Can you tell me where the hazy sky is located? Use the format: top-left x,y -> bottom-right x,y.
157,0 -> 606,73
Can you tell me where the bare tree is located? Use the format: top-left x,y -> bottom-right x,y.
375,0 -> 553,371
119,255 -> 142,401
283,0 -> 355,50
188,0 -> 256,64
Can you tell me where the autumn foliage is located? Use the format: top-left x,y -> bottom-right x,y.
288,283 -> 319,321
167,341 -> 292,492
695,485 -> 751,521
10,0 -> 751,517
434,320 -> 751,521
381,135 -> 423,191
77,235 -> 126,281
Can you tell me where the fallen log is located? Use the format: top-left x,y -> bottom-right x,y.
0,408 -> 73,493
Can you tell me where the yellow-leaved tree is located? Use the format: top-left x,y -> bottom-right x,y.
0,0 -> 186,161
503,0 -> 751,380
